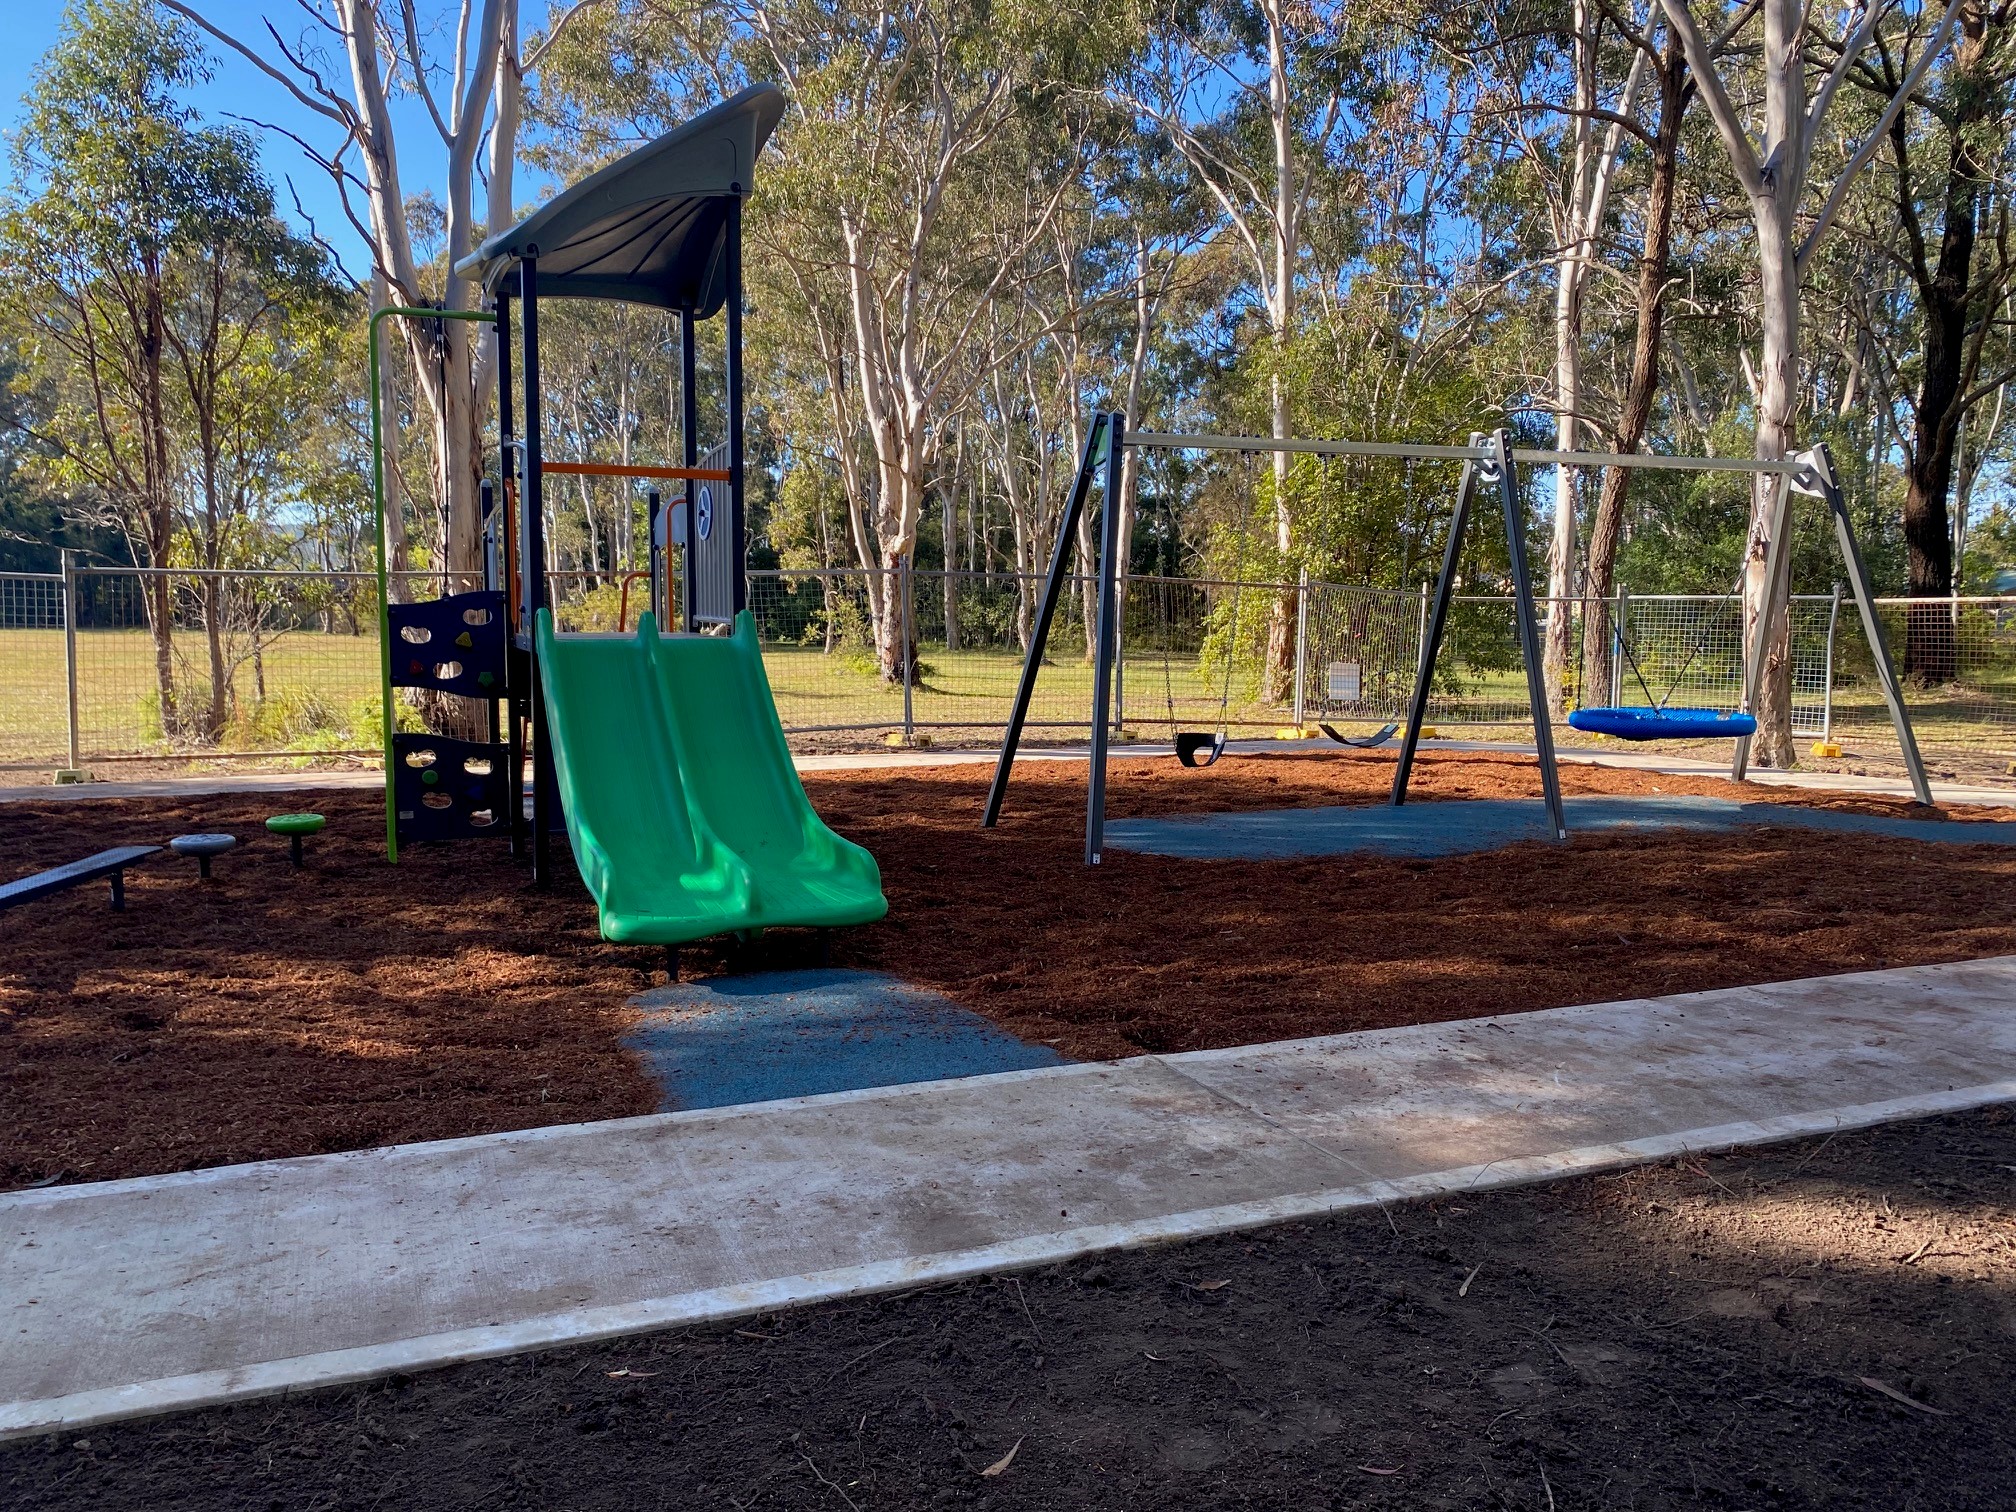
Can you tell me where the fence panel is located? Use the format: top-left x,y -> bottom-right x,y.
1118,574 -> 1298,735
1611,594 -> 1836,737
54,569 -> 393,762
1841,599 -> 2016,754
0,573 -> 68,764
748,568 -> 909,734
6,563 -> 2015,771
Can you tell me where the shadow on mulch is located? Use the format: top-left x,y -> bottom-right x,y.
7,1107 -> 2013,1511
4,750 -> 2014,1188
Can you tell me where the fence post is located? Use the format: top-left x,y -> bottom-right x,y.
1613,587 -> 1629,703
1293,567 -> 1310,730
1822,582 -> 1842,741
1414,581 -> 1429,694
900,558 -> 915,743
62,550 -> 81,773
1112,572 -> 1126,735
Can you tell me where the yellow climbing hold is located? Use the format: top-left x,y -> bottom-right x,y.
456,631 -> 474,648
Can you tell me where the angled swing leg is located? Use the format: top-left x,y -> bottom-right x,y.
984,413 -> 1108,829
1392,452 -> 1479,806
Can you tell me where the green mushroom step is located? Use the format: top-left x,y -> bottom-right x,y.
266,813 -> 326,871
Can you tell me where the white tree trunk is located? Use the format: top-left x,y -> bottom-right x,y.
1744,218 -> 1803,766
1542,11 -> 1645,714
1262,0 -> 1299,703
1659,0 -> 1958,766
372,266 -> 412,602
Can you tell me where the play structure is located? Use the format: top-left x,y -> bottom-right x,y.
373,84 -> 886,957
984,414 -> 1931,863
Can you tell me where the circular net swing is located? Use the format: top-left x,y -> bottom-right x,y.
1566,481 -> 1792,741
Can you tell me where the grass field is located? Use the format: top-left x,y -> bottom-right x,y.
4,623 -> 2010,769
0,627 -> 1284,763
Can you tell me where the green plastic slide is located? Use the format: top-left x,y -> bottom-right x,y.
533,608 -> 887,945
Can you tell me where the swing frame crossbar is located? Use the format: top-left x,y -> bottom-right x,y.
982,418 -> 1932,866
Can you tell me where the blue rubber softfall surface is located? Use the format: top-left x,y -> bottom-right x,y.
1104,794 -> 2016,861
624,969 -> 1067,1112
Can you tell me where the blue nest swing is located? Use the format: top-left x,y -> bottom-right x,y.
1567,705 -> 1756,741
1570,582 -> 1762,742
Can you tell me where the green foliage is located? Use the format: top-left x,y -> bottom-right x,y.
770,463 -> 849,570
1,0 -> 342,571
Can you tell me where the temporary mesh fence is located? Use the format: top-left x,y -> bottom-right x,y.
4,565 -> 2015,771
1295,589 -> 1840,737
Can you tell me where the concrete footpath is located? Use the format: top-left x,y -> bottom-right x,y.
5,957 -> 2015,1440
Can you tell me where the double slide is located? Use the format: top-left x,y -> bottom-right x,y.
533,609 -> 887,945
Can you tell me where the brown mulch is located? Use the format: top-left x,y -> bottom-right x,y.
8,1107 -> 2014,1511
4,751 -> 2014,1190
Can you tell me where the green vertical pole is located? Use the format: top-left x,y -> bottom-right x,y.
370,305 -> 495,864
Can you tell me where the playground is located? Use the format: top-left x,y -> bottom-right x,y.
5,62 -> 2016,1512
8,748 -> 2016,1189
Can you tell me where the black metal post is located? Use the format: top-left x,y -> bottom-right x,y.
982,412 -> 1110,827
1391,450 -> 1480,806
479,477 -> 497,589
1491,430 -> 1567,840
680,306 -> 698,634
496,292 -> 526,859
1085,411 -> 1127,866
1810,443 -> 1934,804
521,255 -> 557,887
480,477 -> 500,748
725,197 -> 748,616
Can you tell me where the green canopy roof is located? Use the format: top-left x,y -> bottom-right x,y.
456,84 -> 785,315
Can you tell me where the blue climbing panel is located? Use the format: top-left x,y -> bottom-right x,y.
388,590 -> 506,700
392,732 -> 510,842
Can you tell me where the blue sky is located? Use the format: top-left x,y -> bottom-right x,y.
0,1 -> 485,282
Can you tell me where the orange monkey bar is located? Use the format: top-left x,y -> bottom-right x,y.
540,462 -> 732,482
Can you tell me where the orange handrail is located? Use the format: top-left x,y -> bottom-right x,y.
615,569 -> 653,631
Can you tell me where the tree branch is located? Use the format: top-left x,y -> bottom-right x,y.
159,0 -> 349,126
1798,0 -> 1964,273
1658,0 -> 1765,196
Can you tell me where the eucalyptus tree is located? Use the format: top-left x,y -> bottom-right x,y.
1658,0 -> 1961,764
1,0 -> 336,738
164,0 -> 601,585
164,216 -> 342,735
1459,0 -> 1648,710
1576,9 -> 1691,707
1840,0 -> 2016,680
1122,0 -> 1366,696
748,0 -> 1143,678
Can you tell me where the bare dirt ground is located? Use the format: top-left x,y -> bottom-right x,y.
5,751 -> 2015,1189
6,1107 -> 2012,1511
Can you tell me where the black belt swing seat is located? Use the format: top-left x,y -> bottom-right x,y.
1318,720 -> 1399,748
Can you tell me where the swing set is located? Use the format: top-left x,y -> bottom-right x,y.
983,412 -> 1932,865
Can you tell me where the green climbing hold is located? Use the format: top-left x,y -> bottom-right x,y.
477,670 -> 495,687
421,769 -> 439,785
